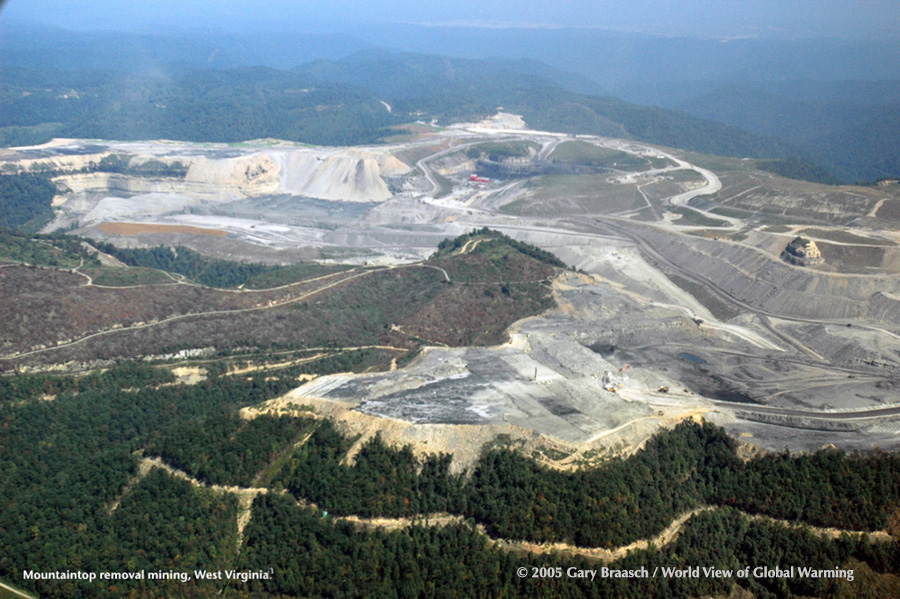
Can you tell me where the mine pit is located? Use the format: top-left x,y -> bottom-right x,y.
5,122 -> 900,454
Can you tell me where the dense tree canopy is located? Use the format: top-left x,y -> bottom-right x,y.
92,242 -> 279,288
1,359 -> 899,598
0,173 -> 56,231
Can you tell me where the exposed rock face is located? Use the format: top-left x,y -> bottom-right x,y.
1,140 -> 411,205
781,236 -> 824,266
185,154 -> 280,195
273,150 -> 395,202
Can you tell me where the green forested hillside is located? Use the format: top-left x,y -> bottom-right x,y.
295,53 -> 811,167
295,51 -> 603,100
0,364 -> 296,599
0,228 -> 100,267
0,66 -> 402,147
503,89 -> 803,163
2,55 -> 830,183
148,411 -> 315,487
273,419 -> 900,546
238,496 -> 900,599
2,361 -> 899,599
0,173 -> 56,231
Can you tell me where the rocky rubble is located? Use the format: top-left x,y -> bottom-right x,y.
781,236 -> 825,266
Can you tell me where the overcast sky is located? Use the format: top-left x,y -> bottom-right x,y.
3,0 -> 900,39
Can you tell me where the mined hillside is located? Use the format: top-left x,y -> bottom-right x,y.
621,222 -> 900,325
0,141 -> 411,210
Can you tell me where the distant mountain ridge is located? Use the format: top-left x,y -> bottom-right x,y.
619,80 -> 900,183
4,20 -> 899,182
295,51 -> 605,97
0,26 -> 836,183
0,21 -> 373,72
0,66 -> 399,147
292,52 -> 816,176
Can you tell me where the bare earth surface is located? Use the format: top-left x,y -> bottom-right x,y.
97,222 -> 228,237
7,112 -> 900,456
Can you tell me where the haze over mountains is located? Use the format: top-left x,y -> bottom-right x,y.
7,0 -> 900,39
2,9 -> 900,183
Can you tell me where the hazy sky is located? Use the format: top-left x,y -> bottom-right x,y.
3,0 -> 900,39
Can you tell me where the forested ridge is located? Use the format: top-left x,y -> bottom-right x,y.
1,359 -> 899,598
434,227 -> 567,269
0,230 -> 559,374
0,66 -> 402,147
148,411 -> 315,488
0,229 -> 336,289
273,419 -> 900,545
1,54 -> 844,184
238,495 -> 900,599
0,363 -> 297,598
0,172 -> 56,231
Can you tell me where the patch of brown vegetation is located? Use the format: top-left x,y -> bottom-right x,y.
735,439 -> 766,463
98,222 -> 227,237
1,242 -> 560,370
0,266 -> 385,368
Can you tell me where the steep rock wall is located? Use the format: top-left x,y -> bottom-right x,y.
5,140 -> 410,205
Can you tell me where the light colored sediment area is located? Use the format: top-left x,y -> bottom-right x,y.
97,222 -> 227,237
349,507 -> 893,563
